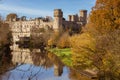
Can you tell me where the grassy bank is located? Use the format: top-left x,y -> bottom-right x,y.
49,48 -> 72,66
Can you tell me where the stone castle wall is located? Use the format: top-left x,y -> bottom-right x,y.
6,9 -> 87,51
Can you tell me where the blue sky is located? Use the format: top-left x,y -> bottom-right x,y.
0,0 -> 96,19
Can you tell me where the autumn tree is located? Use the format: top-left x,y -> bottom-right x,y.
57,33 -> 70,48
48,32 -> 61,48
29,27 -> 53,52
70,30 -> 120,79
0,16 -> 12,73
47,34 -> 57,48
6,13 -> 17,21
89,0 -> 120,33
0,17 -> 11,45
0,16 -> 12,52
70,0 -> 120,79
70,33 -> 95,69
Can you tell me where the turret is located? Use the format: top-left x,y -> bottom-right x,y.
79,10 -> 87,25
68,15 -> 78,22
53,9 -> 63,31
20,16 -> 26,21
68,15 -> 72,21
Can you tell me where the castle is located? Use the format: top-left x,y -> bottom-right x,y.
5,9 -> 87,51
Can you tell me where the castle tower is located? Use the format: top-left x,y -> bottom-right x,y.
79,10 -> 87,25
71,15 -> 75,22
53,9 -> 63,31
68,15 -> 78,22
20,16 -> 26,21
68,15 -> 72,21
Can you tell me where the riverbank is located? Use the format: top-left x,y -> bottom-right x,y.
49,48 -> 72,66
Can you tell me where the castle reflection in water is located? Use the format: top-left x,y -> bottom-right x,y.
1,47 -> 96,80
11,48 -> 64,77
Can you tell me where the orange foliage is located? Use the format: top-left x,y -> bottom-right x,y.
57,33 -> 70,48
90,0 -> 120,33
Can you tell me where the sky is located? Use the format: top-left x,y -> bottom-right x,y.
0,0 -> 96,19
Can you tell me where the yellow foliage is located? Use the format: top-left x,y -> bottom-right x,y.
73,0 -> 120,79
70,33 -> 95,53
90,0 -> 120,33
70,33 -> 96,69
48,38 -> 54,46
57,33 -> 70,48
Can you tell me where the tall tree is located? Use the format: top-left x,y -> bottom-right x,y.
89,0 -> 120,33
70,0 -> 120,79
0,16 -> 12,73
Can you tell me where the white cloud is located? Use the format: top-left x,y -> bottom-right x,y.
0,4 -> 53,16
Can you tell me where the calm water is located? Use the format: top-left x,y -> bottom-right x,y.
1,64 -> 70,80
0,49 -> 93,80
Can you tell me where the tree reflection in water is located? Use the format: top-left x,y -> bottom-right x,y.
1,49 -> 64,80
0,49 -> 98,80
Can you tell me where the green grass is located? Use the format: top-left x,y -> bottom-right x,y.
49,48 -> 72,66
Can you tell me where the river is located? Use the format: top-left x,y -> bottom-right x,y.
0,48 -> 95,80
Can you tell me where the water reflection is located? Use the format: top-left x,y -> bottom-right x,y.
1,49 -> 66,80
1,48 -> 97,80
12,49 -> 64,76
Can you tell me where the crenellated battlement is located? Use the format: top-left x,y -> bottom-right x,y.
5,9 -> 87,51
54,9 -> 63,17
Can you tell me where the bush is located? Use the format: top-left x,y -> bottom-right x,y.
57,33 -> 70,48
